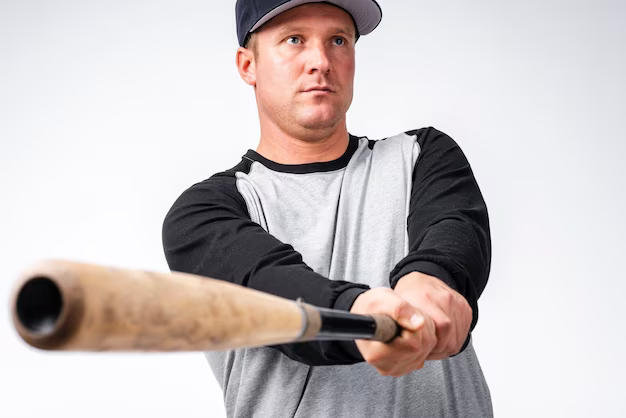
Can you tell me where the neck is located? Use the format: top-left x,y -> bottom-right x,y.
255,118 -> 350,165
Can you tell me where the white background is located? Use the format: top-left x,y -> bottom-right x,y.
1,0 -> 625,417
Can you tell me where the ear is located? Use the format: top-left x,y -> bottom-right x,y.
236,47 -> 257,87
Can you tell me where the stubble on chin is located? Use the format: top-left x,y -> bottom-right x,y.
292,94 -> 348,129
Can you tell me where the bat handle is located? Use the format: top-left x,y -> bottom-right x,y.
369,313 -> 402,342
296,300 -> 401,343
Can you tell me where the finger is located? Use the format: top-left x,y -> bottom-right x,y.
427,297 -> 470,359
425,351 -> 448,361
453,296 -> 472,354
425,305 -> 453,353
426,290 -> 466,356
367,327 -> 430,374
359,331 -> 419,366
392,299 -> 425,332
358,287 -> 425,332
443,298 -> 463,356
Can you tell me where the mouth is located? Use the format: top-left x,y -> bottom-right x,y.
303,88 -> 333,94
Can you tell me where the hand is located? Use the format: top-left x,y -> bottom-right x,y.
349,287 -> 437,377
394,271 -> 472,360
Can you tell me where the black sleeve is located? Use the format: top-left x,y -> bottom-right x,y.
388,127 -> 491,356
162,170 -> 369,365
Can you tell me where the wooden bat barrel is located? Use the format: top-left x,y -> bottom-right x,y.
11,260 -> 399,352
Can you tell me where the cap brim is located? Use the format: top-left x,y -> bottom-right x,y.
250,0 -> 382,37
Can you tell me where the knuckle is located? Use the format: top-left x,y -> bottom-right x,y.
431,338 -> 445,352
426,334 -> 438,350
406,339 -> 422,354
425,314 -> 436,330
463,300 -> 472,316
457,295 -> 471,312
423,322 -> 436,338
446,342 -> 459,356
366,347 -> 393,366
438,317 -> 452,332
377,367 -> 393,377
444,292 -> 456,308
392,300 -> 410,320
366,352 -> 382,365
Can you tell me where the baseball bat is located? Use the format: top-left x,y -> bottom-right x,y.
10,259 -> 401,352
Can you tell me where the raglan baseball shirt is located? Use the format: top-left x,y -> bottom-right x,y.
162,126 -> 493,417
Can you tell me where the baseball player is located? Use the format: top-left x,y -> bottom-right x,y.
162,0 -> 493,416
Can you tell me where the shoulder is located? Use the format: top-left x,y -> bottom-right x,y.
182,157 -> 253,196
364,126 -> 460,151
363,127 -> 465,166
164,157 -> 253,219
404,126 -> 461,151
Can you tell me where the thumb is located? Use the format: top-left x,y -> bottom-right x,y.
393,301 -> 424,332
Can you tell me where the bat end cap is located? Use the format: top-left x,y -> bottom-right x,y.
15,276 -> 63,335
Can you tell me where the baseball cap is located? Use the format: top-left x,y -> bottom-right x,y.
235,0 -> 383,47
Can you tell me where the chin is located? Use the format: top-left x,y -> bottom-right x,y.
296,108 -> 344,130
297,117 -> 340,131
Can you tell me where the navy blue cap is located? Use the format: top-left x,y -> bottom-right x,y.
235,0 -> 382,47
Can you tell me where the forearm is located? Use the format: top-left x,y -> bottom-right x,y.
168,232 -> 370,365
162,175 -> 369,365
389,128 -> 491,339
389,212 -> 490,328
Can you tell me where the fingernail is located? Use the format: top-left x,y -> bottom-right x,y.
410,314 -> 423,328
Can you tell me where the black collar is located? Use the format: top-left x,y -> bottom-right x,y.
243,133 -> 360,174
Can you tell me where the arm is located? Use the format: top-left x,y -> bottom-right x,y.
389,127 -> 491,356
162,172 -> 369,365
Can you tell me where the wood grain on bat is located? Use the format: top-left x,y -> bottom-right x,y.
11,260 -> 308,351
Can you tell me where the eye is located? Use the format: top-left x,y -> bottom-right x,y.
333,36 -> 345,46
286,36 -> 301,45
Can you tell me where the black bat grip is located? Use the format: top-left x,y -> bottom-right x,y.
314,307 -> 401,343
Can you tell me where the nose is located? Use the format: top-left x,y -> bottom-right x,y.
305,41 -> 331,74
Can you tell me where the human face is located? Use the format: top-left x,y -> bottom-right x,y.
251,3 -> 356,137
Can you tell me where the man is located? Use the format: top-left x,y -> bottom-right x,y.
162,0 -> 493,416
